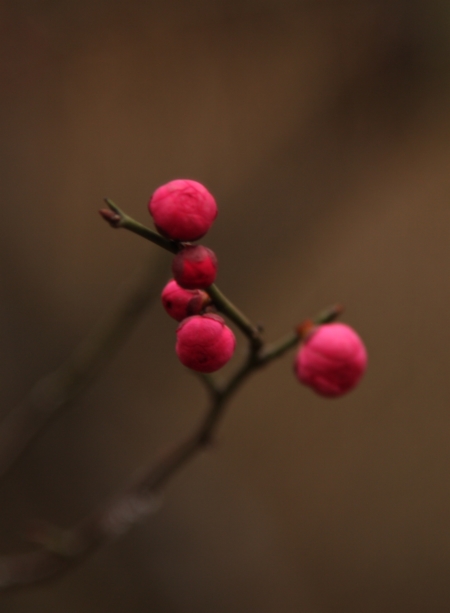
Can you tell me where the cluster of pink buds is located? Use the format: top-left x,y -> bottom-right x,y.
149,179 -> 367,395
149,179 -> 236,373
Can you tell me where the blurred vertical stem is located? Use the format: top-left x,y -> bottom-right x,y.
0,254 -> 169,480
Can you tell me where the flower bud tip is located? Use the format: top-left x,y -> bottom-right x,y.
99,208 -> 121,227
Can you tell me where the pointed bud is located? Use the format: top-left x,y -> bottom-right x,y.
99,208 -> 121,227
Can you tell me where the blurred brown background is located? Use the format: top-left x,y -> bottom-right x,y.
1,0 -> 450,611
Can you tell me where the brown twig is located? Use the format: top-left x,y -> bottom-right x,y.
0,301 -> 341,590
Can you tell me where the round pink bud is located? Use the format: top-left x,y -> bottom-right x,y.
148,179 -> 218,241
176,314 -> 236,373
172,245 -> 217,289
161,279 -> 210,321
294,322 -> 367,398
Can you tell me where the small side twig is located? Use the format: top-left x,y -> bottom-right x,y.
101,200 -> 180,254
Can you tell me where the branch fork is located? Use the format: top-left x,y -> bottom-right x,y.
0,199 -> 343,590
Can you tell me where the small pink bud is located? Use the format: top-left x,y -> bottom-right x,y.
148,179 -> 218,241
161,279 -> 211,321
294,322 -> 367,397
176,314 -> 236,373
172,245 -> 218,289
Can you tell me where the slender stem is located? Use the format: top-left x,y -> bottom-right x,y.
259,332 -> 299,364
206,284 -> 263,350
259,303 -> 343,365
196,373 -> 220,398
103,200 -> 180,254
101,201 -> 264,349
313,303 -> 344,326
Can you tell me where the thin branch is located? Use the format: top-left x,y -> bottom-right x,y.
100,201 -> 264,348
259,303 -> 344,364
101,200 -> 180,254
205,284 -> 263,351
196,373 -> 221,399
0,304 -> 342,591
0,256 -> 169,481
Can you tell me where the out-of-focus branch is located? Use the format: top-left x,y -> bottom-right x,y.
0,255 -> 169,481
0,304 -> 342,591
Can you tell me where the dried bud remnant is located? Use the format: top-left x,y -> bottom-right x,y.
161,279 -> 211,321
99,208 -> 121,227
172,245 -> 218,289
148,179 -> 218,241
294,322 -> 367,397
176,314 -> 235,373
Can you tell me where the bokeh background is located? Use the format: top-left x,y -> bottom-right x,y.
1,0 -> 450,611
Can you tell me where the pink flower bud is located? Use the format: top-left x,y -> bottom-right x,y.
148,179 -> 218,241
161,279 -> 210,321
294,323 -> 367,397
172,245 -> 217,289
176,314 -> 236,373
